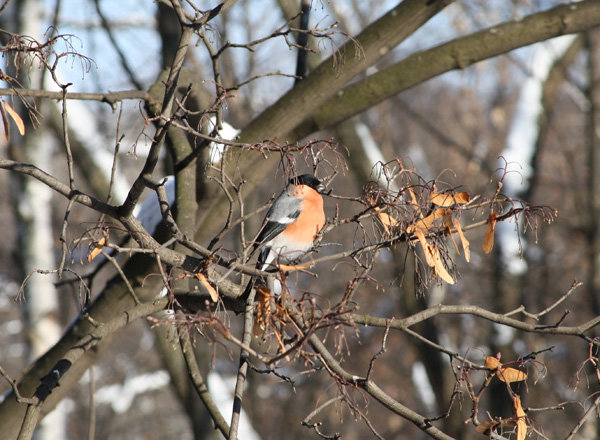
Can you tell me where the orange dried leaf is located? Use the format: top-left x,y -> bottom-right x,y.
408,187 -> 419,208
377,211 -> 399,233
0,101 -> 9,141
253,287 -> 272,336
441,209 -> 454,229
514,396 -> 527,440
486,356 -> 527,383
414,228 -> 433,266
447,227 -> 460,254
442,210 -> 460,254
454,219 -> 470,262
87,237 -> 106,262
428,243 -> 455,285
408,208 -> 448,233
483,212 -> 498,254
485,356 -> 502,370
429,192 -> 470,207
497,367 -> 527,383
475,421 -> 497,433
4,102 -> 25,136
196,273 -> 218,302
454,192 -> 470,204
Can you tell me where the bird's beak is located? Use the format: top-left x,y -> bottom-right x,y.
317,182 -> 326,194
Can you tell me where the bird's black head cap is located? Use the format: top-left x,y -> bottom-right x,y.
290,174 -> 326,193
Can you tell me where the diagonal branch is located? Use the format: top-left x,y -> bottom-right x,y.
289,0 -> 600,139
118,18 -> 194,217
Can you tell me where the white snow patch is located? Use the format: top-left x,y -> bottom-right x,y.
503,35 -> 576,195
355,121 -> 399,191
94,370 -> 170,414
497,222 -> 528,275
2,319 -> 23,335
500,35 -> 576,275
411,362 -> 437,413
208,372 -> 261,440
492,323 -> 514,346
133,175 -> 175,235
208,118 -> 240,164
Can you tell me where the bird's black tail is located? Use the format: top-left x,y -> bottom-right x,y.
241,247 -> 269,301
241,277 -> 255,301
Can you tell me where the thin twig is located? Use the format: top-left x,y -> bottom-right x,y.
564,393 -> 600,440
228,288 -> 256,440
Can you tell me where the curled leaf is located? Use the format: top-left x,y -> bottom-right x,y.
475,421 -> 497,433
485,356 -> 527,383
483,211 -> 498,254
87,237 -> 107,262
475,418 -> 514,434
454,219 -> 470,262
408,186 -> 419,207
196,273 -> 218,302
514,396 -> 527,440
429,244 -> 455,284
429,192 -> 470,207
4,101 -> 25,136
497,367 -> 528,383
407,208 -> 448,234
253,287 -> 272,336
374,206 -> 399,234
414,228 -> 433,266
412,222 -> 455,284
485,356 -> 501,370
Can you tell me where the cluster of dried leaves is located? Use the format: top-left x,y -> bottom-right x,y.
469,355 -> 531,439
362,160 -> 555,288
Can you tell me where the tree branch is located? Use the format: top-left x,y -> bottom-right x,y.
290,0 -> 600,139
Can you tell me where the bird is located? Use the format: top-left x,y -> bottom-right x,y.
242,174 -> 327,299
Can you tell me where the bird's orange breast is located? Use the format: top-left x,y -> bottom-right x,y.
282,185 -> 325,243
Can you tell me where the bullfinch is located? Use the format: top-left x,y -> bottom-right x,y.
242,174 -> 326,298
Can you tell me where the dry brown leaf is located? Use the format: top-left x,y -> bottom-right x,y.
253,287 -> 272,336
486,356 -> 527,383
196,273 -> 218,302
447,227 -> 460,254
0,101 -> 9,141
441,209 -> 453,229
4,101 -> 25,136
497,367 -> 528,383
485,356 -> 502,370
475,421 -> 497,433
414,228 -> 433,266
441,210 -> 461,254
454,219 -> 470,262
429,192 -> 470,207
407,208 -> 448,234
376,210 -> 399,234
475,419 -> 514,434
87,237 -> 106,262
408,186 -> 419,208
483,211 -> 498,254
431,246 -> 455,284
412,224 -> 455,284
454,192 -> 470,204
514,396 -> 527,440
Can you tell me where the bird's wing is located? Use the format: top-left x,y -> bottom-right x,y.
253,189 -> 302,246
255,219 -> 292,247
